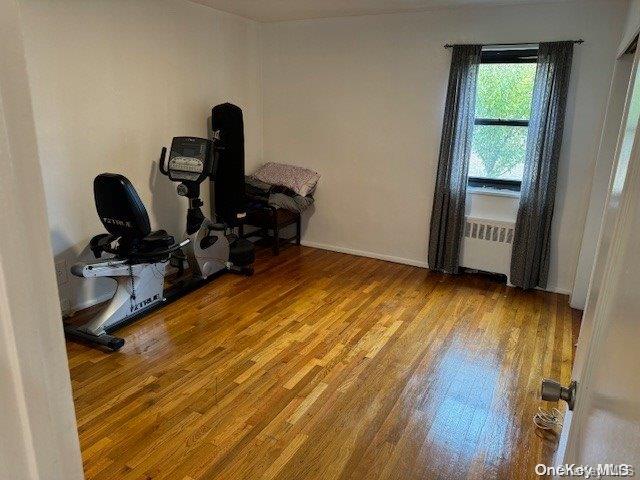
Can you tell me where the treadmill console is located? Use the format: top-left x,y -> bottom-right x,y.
167,136 -> 213,183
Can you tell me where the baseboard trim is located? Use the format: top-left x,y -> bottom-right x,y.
569,301 -> 585,310
541,285 -> 573,296
301,240 -> 428,268
301,240 -> 571,296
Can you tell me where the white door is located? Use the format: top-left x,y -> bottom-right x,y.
553,42 -> 640,474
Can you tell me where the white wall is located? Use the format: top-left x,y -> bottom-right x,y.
261,0 -> 627,294
621,0 -> 640,55
571,53 -> 635,308
0,0 -> 83,477
19,0 -> 262,311
466,190 -> 519,223
572,0 -> 640,309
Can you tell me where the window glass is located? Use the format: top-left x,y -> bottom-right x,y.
469,124 -> 528,181
475,63 -> 536,120
470,59 -> 537,186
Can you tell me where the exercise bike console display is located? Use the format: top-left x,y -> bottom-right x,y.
164,136 -> 212,183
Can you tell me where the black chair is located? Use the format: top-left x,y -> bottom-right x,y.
239,204 -> 301,255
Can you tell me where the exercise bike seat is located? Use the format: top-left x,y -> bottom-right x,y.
93,173 -> 176,259
142,229 -> 175,248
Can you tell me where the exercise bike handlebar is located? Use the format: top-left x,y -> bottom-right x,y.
158,147 -> 168,176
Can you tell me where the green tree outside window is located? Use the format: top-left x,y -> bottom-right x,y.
469,63 -> 537,181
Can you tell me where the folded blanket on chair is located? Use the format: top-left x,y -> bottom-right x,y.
245,175 -> 314,214
269,192 -> 314,213
245,175 -> 272,202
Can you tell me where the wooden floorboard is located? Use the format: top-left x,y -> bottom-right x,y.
66,246 -> 580,480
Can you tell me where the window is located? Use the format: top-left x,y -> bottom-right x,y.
468,48 -> 538,191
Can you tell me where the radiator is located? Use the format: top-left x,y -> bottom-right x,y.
460,216 -> 515,283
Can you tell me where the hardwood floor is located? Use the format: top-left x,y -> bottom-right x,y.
66,246 -> 581,480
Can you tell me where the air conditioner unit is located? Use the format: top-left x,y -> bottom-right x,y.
460,216 -> 515,284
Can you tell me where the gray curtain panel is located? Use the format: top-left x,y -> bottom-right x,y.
510,41 -> 574,289
428,45 -> 482,274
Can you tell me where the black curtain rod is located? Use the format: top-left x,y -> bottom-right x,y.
443,40 -> 584,48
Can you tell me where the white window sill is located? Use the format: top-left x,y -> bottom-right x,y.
467,186 -> 521,199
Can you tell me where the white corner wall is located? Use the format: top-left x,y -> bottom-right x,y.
0,0 -> 83,477
18,0 -> 262,312
261,0 -> 627,294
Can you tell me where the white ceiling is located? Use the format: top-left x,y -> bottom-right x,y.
190,0 -> 571,22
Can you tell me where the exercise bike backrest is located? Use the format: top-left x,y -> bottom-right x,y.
91,173 -> 185,259
95,173 -> 151,239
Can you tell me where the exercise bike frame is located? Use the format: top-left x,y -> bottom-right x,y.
66,111 -> 254,352
64,239 -> 189,351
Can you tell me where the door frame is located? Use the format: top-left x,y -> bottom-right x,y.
556,32 -> 640,467
0,1 -> 83,478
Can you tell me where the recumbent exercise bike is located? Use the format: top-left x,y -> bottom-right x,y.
64,103 -> 254,351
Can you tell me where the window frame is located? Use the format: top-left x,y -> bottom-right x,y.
469,47 -> 538,191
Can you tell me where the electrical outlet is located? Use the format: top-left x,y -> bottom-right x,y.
55,259 -> 68,286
